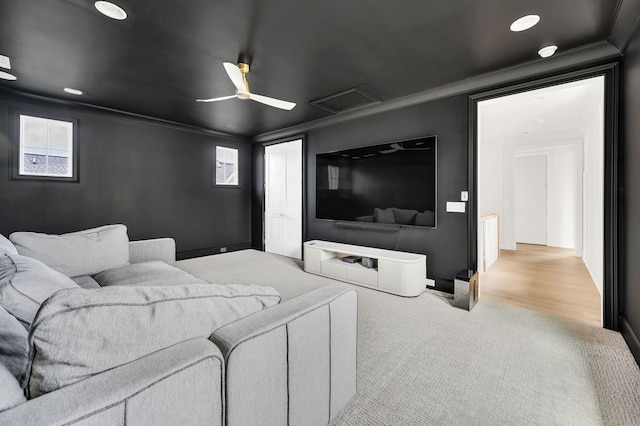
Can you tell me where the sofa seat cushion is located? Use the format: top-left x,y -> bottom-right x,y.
93,260 -> 208,287
0,253 -> 79,328
10,224 -> 130,277
0,306 -> 28,382
27,283 -> 281,398
0,363 -> 26,412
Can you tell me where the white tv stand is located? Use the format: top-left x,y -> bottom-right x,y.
303,240 -> 426,297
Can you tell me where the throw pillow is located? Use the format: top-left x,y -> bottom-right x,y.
71,276 -> 101,289
373,207 -> 395,224
0,235 -> 18,257
391,208 -> 418,225
415,210 -> 435,226
0,253 -> 79,328
0,363 -> 26,411
93,260 -> 208,287
27,283 -> 281,398
355,215 -> 374,222
0,305 -> 28,382
10,224 -> 130,277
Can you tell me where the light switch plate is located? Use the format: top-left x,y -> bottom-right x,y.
446,201 -> 466,213
461,191 -> 468,201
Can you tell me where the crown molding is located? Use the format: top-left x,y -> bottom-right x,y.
254,41 -> 620,143
609,0 -> 640,53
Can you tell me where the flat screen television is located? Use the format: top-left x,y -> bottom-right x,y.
315,135 -> 437,228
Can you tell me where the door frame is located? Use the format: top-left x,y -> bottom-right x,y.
468,63 -> 620,330
262,135 -> 306,256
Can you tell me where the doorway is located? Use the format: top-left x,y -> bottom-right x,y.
515,154 -> 548,245
264,139 -> 303,259
476,75 -> 605,325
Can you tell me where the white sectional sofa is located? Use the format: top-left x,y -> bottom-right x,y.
0,225 -> 357,425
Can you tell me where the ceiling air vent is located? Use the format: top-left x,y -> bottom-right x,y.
310,87 -> 380,114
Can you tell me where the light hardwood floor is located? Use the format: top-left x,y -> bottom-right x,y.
480,243 -> 602,326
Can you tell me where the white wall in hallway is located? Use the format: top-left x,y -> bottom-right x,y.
582,83 -> 605,296
547,145 -> 577,249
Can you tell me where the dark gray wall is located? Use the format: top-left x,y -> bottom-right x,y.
0,92 -> 252,259
622,27 -> 640,363
251,142 -> 265,250
304,96 -> 469,292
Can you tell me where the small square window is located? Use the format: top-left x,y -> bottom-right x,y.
11,112 -> 78,182
215,146 -> 238,186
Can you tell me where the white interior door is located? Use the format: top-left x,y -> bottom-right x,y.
265,139 -> 302,259
515,155 -> 547,245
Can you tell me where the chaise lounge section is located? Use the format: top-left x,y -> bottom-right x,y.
0,225 -> 357,425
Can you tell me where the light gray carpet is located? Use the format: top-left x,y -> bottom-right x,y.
178,250 -> 640,425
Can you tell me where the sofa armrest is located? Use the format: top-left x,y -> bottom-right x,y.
210,282 -> 357,426
129,238 -> 176,265
0,339 -> 223,426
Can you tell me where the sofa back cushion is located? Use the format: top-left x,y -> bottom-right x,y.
0,305 -> 28,382
10,224 -> 130,277
0,235 -> 18,257
0,254 -> 78,328
391,208 -> 418,225
415,210 -> 435,226
373,207 -> 395,224
26,283 -> 281,398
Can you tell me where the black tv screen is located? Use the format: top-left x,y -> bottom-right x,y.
315,135 -> 437,228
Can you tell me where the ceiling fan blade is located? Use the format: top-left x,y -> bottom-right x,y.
249,93 -> 296,110
223,62 -> 247,93
196,94 -> 237,102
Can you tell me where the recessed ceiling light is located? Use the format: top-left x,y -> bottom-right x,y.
95,1 -> 127,20
0,70 -> 17,80
64,88 -> 83,95
538,45 -> 558,58
510,15 -> 540,32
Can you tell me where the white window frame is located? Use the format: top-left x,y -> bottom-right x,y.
13,113 -> 77,181
215,146 -> 239,186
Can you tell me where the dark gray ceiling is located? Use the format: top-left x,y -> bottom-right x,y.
0,0 -> 628,136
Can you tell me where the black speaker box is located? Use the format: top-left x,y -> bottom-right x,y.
361,257 -> 377,268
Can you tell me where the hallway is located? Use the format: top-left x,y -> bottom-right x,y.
480,244 -> 601,326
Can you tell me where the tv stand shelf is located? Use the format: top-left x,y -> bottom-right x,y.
303,240 -> 426,297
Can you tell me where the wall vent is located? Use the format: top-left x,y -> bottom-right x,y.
310,87 -> 380,114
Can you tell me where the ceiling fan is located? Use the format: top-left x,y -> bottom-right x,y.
196,62 -> 296,110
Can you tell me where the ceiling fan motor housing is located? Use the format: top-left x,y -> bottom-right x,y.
237,62 -> 250,97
